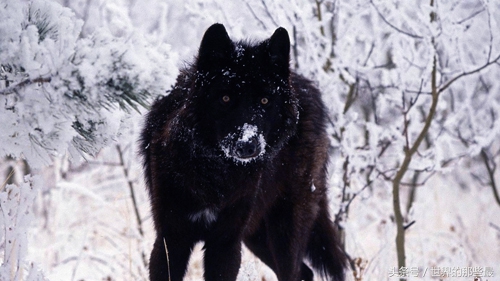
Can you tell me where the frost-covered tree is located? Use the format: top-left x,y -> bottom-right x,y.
295,0 -> 500,278
0,0 -> 176,167
1,1 -> 176,280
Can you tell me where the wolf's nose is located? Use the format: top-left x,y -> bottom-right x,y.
235,137 -> 261,158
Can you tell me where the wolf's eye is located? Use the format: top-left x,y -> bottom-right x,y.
261,97 -> 269,105
222,95 -> 230,103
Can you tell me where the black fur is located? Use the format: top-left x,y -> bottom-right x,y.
140,23 -> 347,281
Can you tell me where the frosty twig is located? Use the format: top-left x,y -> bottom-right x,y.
480,149 -> 500,207
116,144 -> 148,268
0,77 -> 51,96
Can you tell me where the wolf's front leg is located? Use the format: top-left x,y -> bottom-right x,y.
203,236 -> 243,281
203,200 -> 254,281
149,234 -> 195,281
265,198 -> 318,281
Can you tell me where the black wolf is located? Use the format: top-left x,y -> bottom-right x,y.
140,23 -> 346,281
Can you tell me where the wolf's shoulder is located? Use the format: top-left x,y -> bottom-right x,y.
290,72 -> 324,107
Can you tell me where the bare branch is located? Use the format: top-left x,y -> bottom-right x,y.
362,43 -> 375,67
335,158 -> 375,224
116,144 -> 148,268
453,7 -> 485,25
404,220 -> 416,230
438,53 -> 500,94
370,0 -> 424,39
1,169 -> 15,192
400,170 -> 436,187
315,0 -> 325,36
408,80 -> 425,108
163,238 -> 172,281
340,179 -> 374,221
480,149 -> 500,207
342,75 -> 358,114
292,24 -> 300,70
243,1 -> 267,29
485,3 -> 493,62
402,93 -> 411,150
260,0 -> 279,27
490,222 -> 500,233
471,172 -> 489,186
392,53 -> 439,273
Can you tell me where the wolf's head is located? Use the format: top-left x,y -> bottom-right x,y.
188,24 -> 299,165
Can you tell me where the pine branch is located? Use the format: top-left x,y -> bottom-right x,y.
0,77 -> 52,96
26,4 -> 58,42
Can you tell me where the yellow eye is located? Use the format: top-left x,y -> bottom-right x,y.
222,95 -> 230,103
261,97 -> 269,105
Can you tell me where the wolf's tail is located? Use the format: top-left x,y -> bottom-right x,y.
307,209 -> 347,281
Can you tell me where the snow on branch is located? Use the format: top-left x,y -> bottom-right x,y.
0,77 -> 52,96
0,0 -> 177,168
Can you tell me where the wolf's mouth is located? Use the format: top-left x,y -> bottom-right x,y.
220,123 -> 266,164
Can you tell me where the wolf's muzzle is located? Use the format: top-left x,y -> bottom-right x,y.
234,137 -> 261,159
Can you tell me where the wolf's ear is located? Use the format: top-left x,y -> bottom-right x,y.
197,23 -> 233,72
268,27 -> 290,71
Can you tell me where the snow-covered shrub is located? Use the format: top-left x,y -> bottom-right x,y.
0,176 -> 46,281
1,1 -> 177,280
0,0 -> 176,168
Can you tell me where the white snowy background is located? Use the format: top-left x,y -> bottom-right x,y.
1,0 -> 500,280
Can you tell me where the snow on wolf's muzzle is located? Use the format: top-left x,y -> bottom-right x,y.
220,123 -> 266,164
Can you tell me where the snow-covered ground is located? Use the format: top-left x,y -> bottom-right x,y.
24,130 -> 500,281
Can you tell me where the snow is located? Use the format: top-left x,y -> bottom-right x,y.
0,175 -> 43,281
240,123 -> 259,142
235,44 -> 245,59
1,0 -> 500,280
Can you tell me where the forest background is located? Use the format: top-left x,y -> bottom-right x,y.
1,0 -> 499,280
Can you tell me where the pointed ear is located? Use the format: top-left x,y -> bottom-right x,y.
197,23 -> 233,72
268,27 -> 290,71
